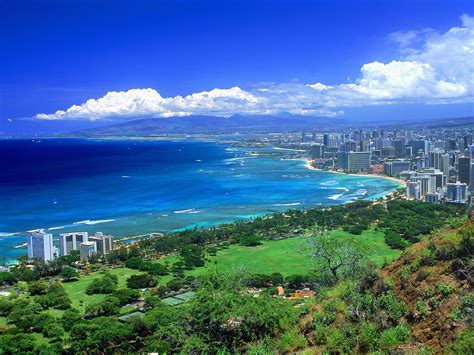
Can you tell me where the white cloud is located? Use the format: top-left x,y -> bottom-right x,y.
339,60 -> 466,100
35,14 -> 474,121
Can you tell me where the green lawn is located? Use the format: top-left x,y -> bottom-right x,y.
62,267 -> 144,312
189,236 -> 310,277
62,228 -> 400,306
160,228 -> 401,280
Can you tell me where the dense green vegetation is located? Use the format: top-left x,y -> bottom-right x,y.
0,200 -> 470,353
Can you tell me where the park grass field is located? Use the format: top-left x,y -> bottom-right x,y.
189,236 -> 310,277
62,267 -> 144,311
61,228 -> 400,306
183,228 -> 401,278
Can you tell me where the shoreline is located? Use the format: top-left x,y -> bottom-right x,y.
2,142 -> 405,261
297,158 -> 405,187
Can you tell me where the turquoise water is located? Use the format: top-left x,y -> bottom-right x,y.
0,139 -> 399,262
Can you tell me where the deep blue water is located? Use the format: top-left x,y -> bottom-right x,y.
0,139 -> 399,262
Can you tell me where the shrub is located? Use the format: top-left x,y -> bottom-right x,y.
313,323 -> 328,345
325,327 -> 350,353
359,321 -> 379,352
435,283 -> 455,297
416,299 -> 430,318
278,329 -> 307,352
451,295 -> 474,321
415,270 -> 430,282
450,325 -> 474,353
377,292 -> 408,322
379,324 -> 411,351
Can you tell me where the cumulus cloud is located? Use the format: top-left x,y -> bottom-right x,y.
35,14 -> 474,120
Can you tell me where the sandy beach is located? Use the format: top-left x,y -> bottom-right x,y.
295,158 -> 406,187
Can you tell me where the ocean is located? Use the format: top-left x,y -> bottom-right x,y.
0,138 -> 399,262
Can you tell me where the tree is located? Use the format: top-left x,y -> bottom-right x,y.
112,289 -> 140,306
86,273 -> 118,295
144,262 -> 169,276
143,295 -> 161,311
48,282 -> 72,309
61,265 -> 79,281
125,257 -> 144,270
126,274 -> 157,289
85,297 -> 121,317
166,278 -> 186,292
0,333 -> 37,353
0,297 -> 12,316
61,308 -> 82,331
28,279 -> 48,295
239,234 -> 262,247
7,299 -> 43,330
306,227 -> 367,283
384,231 -> 407,250
180,245 -> 205,269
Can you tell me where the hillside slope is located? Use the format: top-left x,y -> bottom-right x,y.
301,220 -> 473,354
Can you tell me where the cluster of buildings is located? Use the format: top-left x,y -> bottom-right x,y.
27,229 -> 114,262
304,127 -> 474,205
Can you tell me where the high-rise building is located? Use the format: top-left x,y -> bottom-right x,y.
469,162 -> 474,193
342,140 -> 357,152
393,140 -> 406,158
440,153 -> 450,178
337,151 -> 348,170
446,182 -> 467,203
309,144 -> 326,159
428,149 -> 444,170
409,174 -> 436,199
407,140 -> 427,155
323,134 -> 329,146
59,232 -> 89,256
79,241 -> 97,262
301,131 -> 307,142
89,232 -> 114,255
339,152 -> 371,172
425,193 -> 440,203
27,230 -> 54,261
383,160 -> 410,177
360,139 -> 372,152
420,168 -> 445,189
406,181 -> 420,200
458,156 -> 471,185
381,147 -> 396,158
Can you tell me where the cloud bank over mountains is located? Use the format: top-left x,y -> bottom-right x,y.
35,14 -> 474,121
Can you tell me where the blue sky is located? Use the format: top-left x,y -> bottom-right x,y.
1,0 -> 473,134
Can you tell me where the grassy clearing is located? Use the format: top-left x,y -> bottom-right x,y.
62,228 -> 400,302
189,236 -> 310,277
62,267 -> 143,312
162,228 -> 401,279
